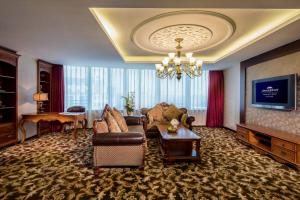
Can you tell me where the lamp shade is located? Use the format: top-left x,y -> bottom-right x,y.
33,92 -> 48,101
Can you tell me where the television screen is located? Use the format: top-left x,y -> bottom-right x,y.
252,74 -> 297,110
255,79 -> 288,103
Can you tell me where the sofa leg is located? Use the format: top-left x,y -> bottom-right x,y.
94,166 -> 103,175
138,165 -> 144,171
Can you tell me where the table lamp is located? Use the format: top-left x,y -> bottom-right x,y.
33,92 -> 48,113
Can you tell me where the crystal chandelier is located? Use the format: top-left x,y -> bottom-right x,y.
155,38 -> 203,80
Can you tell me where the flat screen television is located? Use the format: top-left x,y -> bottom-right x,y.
252,74 -> 297,110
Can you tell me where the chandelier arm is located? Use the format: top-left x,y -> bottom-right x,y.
155,37 -> 203,80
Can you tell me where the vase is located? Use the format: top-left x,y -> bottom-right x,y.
127,110 -> 133,116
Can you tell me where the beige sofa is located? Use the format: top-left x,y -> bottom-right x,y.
141,102 -> 195,138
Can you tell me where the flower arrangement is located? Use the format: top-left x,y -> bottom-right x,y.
168,118 -> 180,133
122,92 -> 135,115
170,118 -> 180,129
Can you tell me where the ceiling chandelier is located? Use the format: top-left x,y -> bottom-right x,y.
155,38 -> 203,80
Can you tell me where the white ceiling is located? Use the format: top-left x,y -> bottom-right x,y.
0,0 -> 300,69
91,8 -> 300,64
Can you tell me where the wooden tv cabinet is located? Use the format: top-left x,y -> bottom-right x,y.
237,124 -> 300,169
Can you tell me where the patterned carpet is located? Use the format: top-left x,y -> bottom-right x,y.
0,127 -> 300,200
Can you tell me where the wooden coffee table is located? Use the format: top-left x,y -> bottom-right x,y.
157,124 -> 201,163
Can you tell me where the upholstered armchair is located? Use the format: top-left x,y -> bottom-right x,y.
140,102 -> 195,138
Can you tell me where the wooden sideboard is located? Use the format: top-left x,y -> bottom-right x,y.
236,124 -> 300,169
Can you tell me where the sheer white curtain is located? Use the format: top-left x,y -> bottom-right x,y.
127,69 -> 141,109
138,69 -> 157,108
190,70 -> 209,110
160,76 -> 187,107
91,67 -> 108,110
64,65 -> 209,126
110,68 -> 124,110
64,66 -> 89,109
189,70 -> 209,125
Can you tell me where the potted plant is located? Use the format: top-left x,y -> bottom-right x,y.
122,92 -> 135,116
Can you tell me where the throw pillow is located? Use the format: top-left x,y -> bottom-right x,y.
105,111 -> 121,132
111,107 -> 129,132
94,120 -> 109,134
147,104 -> 164,122
163,104 -> 183,121
181,113 -> 189,128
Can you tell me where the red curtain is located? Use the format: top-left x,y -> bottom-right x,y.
206,70 -> 224,127
50,64 -> 64,132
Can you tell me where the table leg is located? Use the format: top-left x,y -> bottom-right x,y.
73,120 -> 78,143
83,118 -> 88,137
37,122 -> 41,137
61,123 -> 67,134
195,140 -> 201,160
19,119 -> 26,144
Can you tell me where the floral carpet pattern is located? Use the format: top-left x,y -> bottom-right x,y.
0,127 -> 300,200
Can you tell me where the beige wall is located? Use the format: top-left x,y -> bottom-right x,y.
224,64 -> 240,130
18,54 -> 37,140
246,51 -> 300,135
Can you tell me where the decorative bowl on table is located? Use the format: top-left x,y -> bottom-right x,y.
167,126 -> 177,133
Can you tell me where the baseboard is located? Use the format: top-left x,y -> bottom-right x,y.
223,126 -> 237,132
192,125 -> 206,128
193,125 -> 237,132
18,134 -> 39,143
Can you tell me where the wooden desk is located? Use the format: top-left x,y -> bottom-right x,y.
19,112 -> 87,143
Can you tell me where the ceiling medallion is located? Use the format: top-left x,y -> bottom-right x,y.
149,24 -> 213,52
131,10 -> 236,54
155,38 -> 203,80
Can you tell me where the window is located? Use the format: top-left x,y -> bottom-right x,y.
190,70 -> 209,110
160,76 -> 186,107
64,65 -> 208,111
64,65 -> 89,109
90,67 -> 108,110
110,68 -> 124,109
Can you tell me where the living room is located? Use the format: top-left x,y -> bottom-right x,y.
1,1 -> 300,199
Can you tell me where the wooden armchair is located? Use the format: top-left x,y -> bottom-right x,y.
63,106 -> 86,131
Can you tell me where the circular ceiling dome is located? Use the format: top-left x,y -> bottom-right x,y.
131,10 -> 236,54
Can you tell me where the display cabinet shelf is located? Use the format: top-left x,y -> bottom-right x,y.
37,60 -> 53,134
0,75 -> 15,79
0,107 -> 15,110
0,47 -> 19,148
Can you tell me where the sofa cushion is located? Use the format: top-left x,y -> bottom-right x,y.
94,120 -> 109,134
163,104 -> 183,121
111,107 -> 129,132
147,121 -> 169,131
147,104 -> 164,123
105,111 -> 121,132
128,125 -> 144,133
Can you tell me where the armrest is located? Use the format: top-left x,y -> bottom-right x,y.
93,132 -> 145,146
140,115 -> 148,131
93,119 -> 104,134
124,116 -> 142,125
